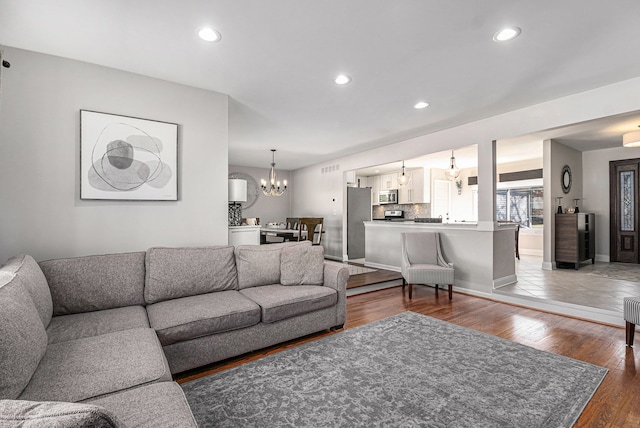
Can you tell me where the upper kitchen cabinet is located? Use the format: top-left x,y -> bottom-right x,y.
398,168 -> 430,204
380,173 -> 398,190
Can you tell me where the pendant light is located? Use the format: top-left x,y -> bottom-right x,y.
446,150 -> 460,181
260,149 -> 287,196
397,161 -> 410,186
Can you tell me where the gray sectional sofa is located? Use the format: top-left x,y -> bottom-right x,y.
0,241 -> 349,427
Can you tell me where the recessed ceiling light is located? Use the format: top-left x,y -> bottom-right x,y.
414,101 -> 429,109
334,74 -> 352,85
198,27 -> 221,42
493,26 -> 521,42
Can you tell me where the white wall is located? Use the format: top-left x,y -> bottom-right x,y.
292,76 -> 640,261
0,47 -> 229,263
582,146 -> 640,261
228,165 -> 291,225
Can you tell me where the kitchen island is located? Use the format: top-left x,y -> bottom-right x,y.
364,221 -> 517,295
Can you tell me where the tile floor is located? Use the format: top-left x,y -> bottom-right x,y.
497,255 -> 640,313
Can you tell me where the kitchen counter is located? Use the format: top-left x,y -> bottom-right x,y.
364,221 -> 517,295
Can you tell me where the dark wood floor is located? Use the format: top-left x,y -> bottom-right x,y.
175,284 -> 640,427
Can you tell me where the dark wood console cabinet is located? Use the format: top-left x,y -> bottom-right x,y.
555,213 -> 595,269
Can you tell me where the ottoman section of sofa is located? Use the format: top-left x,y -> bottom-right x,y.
18,327 -> 171,403
47,305 -> 150,344
240,284 -> 338,324
87,382 -> 197,428
146,290 -> 262,346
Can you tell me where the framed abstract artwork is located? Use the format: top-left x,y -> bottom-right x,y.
80,110 -> 178,200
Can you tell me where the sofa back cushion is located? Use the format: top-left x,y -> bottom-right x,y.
280,245 -> 325,285
0,270 -> 48,399
235,241 -> 312,289
2,254 -> 52,328
39,252 -> 146,316
144,246 -> 238,304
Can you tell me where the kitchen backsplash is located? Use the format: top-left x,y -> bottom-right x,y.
373,203 -> 431,219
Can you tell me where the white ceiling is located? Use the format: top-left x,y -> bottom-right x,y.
3,0 -> 640,170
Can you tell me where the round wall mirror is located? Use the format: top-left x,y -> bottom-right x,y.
561,165 -> 572,194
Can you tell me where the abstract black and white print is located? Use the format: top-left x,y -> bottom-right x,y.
80,110 -> 178,200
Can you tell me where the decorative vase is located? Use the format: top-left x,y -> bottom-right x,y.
228,203 -> 242,226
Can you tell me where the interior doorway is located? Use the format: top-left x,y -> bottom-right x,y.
610,158 -> 640,263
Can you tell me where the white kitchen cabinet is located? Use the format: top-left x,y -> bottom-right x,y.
228,225 -> 261,246
381,173 -> 398,190
398,168 -> 427,204
371,175 -> 381,205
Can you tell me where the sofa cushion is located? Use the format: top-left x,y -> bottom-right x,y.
2,254 -> 53,328
145,246 -> 238,304
0,272 -> 48,400
0,399 -> 121,428
280,245 -> 324,285
47,305 -> 149,344
19,328 -> 171,403
235,245 -> 281,289
240,284 -> 337,323
39,252 -> 146,316
147,290 -> 261,346
88,382 -> 197,428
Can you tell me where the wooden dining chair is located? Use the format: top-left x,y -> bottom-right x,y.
298,217 -> 324,245
285,217 -> 299,230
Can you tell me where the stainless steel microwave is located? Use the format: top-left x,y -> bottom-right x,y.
378,189 -> 398,205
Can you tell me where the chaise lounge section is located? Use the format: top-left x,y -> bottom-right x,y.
0,241 -> 349,427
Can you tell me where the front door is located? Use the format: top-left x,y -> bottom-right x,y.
610,159 -> 640,263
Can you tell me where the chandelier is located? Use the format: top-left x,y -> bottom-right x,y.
261,149 -> 287,196
445,150 -> 460,181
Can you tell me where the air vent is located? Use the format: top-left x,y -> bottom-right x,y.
321,164 -> 340,174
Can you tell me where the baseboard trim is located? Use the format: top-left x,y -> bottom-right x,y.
364,261 -> 400,272
493,274 -> 517,289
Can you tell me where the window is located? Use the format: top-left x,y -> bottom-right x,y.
496,187 -> 543,228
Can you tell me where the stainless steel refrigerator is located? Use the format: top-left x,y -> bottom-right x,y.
347,186 -> 372,260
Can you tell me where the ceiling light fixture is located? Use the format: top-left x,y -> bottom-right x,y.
261,149 -> 287,196
446,150 -> 460,181
398,161 -> 410,186
334,74 -> 352,85
493,26 -> 521,42
623,130 -> 640,147
198,27 -> 221,42
414,101 -> 429,109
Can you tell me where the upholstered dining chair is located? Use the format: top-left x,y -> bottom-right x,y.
297,217 -> 324,245
401,232 -> 454,300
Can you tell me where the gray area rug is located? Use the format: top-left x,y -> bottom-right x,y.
182,311 -> 607,427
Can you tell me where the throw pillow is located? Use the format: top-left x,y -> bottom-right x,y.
281,245 -> 324,285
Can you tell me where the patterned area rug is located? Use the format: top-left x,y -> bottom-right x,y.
324,260 -> 376,275
583,262 -> 640,282
182,312 -> 607,427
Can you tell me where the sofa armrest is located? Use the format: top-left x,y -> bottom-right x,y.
0,399 -> 121,428
322,263 -> 349,327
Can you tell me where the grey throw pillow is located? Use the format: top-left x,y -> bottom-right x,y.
281,245 -> 324,285
0,399 -> 122,428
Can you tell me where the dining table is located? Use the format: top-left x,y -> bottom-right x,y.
260,227 -> 307,244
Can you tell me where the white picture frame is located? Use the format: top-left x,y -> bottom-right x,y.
80,110 -> 178,200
